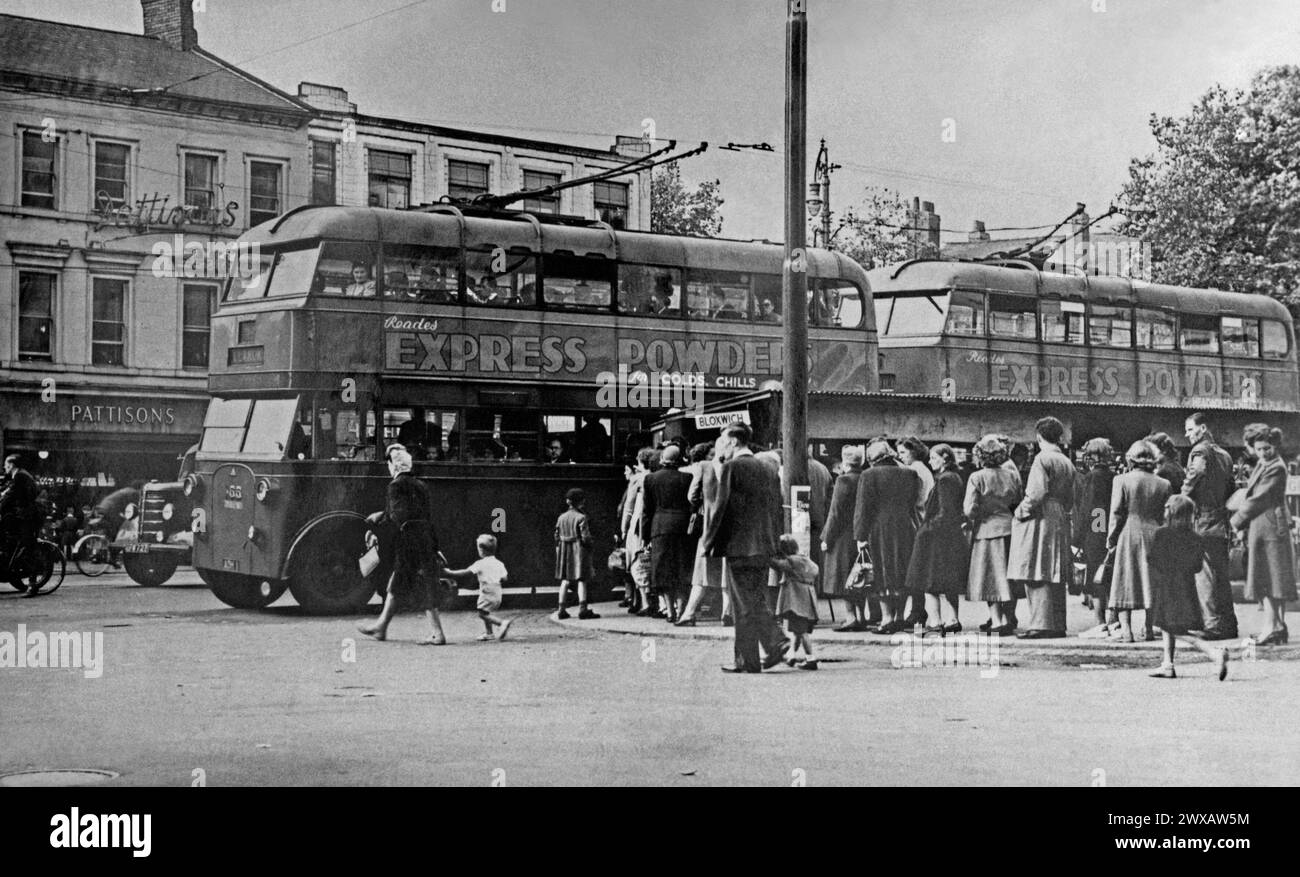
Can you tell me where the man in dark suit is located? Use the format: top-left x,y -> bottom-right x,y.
703,423 -> 789,672
641,444 -> 695,621
1182,412 -> 1239,640
1,454 -> 41,596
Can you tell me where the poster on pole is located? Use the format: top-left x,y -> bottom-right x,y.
791,484 -> 811,556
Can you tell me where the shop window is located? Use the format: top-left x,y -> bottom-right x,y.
594,180 -> 629,228
1179,313 -> 1220,354
21,131 -> 57,209
18,271 -> 55,361
1040,300 -> 1086,344
1088,304 -> 1132,348
465,249 -> 537,306
542,253 -> 614,310
1220,316 -> 1259,358
522,170 -> 561,214
368,150 -> 411,208
686,269 -> 751,321
248,160 -> 283,226
1135,308 -> 1177,351
92,278 -> 127,366
1262,320 -> 1290,359
448,159 -> 489,201
987,293 -> 1036,339
182,284 -> 216,368
309,140 -> 336,206
93,141 -> 130,209
618,264 -> 681,316
381,244 -> 460,303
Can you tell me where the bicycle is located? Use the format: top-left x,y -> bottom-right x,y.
3,536 -> 66,596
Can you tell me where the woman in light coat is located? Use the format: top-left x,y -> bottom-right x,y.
1107,441 -> 1170,642
1009,417 -> 1075,639
965,435 -> 1023,634
677,438 -> 733,625
1230,423 -> 1297,645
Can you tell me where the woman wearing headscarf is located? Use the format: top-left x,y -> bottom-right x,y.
821,444 -> 869,630
1107,440 -> 1170,642
1009,417 -> 1075,639
904,444 -> 969,634
1075,438 -> 1118,638
357,443 -> 445,644
642,444 -> 695,623
964,435 -> 1023,634
1230,423 -> 1297,645
1146,432 -> 1186,494
854,439 -> 921,634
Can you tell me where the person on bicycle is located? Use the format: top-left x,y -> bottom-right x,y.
2,454 -> 42,595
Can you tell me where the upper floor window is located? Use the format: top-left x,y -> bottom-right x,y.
447,160 -> 489,201
310,140 -> 336,206
368,150 -> 410,208
594,180 -> 629,229
92,277 -> 127,367
522,170 -> 561,214
18,271 -> 55,361
21,131 -> 57,209
183,153 -> 218,210
183,284 -> 216,368
248,161 -> 283,226
93,142 -> 130,209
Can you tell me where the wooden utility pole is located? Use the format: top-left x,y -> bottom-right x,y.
782,0 -> 809,517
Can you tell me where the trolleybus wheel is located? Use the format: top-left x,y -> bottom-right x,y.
198,568 -> 287,609
123,552 -> 180,587
73,534 -> 112,577
286,515 -> 374,615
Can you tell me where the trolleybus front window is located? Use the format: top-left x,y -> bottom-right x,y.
200,398 -> 252,452
811,280 -> 863,328
227,252 -> 275,301
1263,319 -> 1290,359
263,247 -> 318,297
1089,304 -> 1133,347
243,398 -> 301,457
878,292 -> 945,336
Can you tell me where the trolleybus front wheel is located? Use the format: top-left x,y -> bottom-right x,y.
198,568 -> 287,609
123,552 -> 180,587
286,515 -> 374,615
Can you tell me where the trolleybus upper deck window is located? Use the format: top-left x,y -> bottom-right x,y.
382,245 -> 459,303
810,280 -> 863,328
1088,304 -> 1133,347
618,264 -> 683,316
1040,300 -> 1086,344
1179,313 -> 1220,354
310,242 -> 379,297
1135,308 -> 1176,350
876,292 -> 945,336
226,251 -> 275,301
753,274 -> 783,324
686,270 -> 751,321
465,249 -> 537,306
944,290 -> 984,336
987,293 -> 1036,339
542,253 -> 615,310
1263,319 -> 1290,359
1220,316 -> 1259,358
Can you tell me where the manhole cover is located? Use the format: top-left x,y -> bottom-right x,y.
0,769 -> 119,787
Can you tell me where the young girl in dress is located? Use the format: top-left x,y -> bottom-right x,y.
555,488 -> 599,620
1148,494 -> 1229,680
771,534 -> 820,670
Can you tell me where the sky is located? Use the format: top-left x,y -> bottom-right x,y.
2,0 -> 1297,241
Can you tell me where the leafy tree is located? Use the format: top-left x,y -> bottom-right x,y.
650,163 -> 724,236
829,186 -> 918,270
1117,65 -> 1300,311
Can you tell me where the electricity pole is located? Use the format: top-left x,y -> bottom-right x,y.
782,0 -> 808,520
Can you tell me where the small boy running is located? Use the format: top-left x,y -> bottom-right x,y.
443,534 -> 513,641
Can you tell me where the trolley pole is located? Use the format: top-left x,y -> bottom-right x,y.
782,0 -> 809,526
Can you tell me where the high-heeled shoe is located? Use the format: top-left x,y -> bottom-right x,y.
942,622 -> 962,634
673,616 -> 696,627
1254,630 -> 1286,646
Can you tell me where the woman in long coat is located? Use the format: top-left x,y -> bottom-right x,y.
905,444 -> 969,634
621,447 -> 657,616
641,444 -> 695,623
854,440 -> 921,634
677,440 -> 731,625
1230,423 -> 1297,645
965,435 -> 1023,634
1074,438 -> 1116,637
1146,432 -> 1185,494
1009,417 -> 1075,639
821,445 -> 867,631
1107,440 -> 1170,642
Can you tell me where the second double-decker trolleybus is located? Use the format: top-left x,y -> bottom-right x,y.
188,204 -> 873,612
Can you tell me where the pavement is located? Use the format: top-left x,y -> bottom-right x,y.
553,592 -> 1300,665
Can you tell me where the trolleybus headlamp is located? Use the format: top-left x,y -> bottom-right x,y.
123,502 -> 136,521
162,502 -> 175,521
183,473 -> 203,498
255,478 -> 276,502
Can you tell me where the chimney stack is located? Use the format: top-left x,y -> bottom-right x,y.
141,0 -> 198,51
907,198 -> 941,258
969,220 -> 990,242
1065,202 -> 1090,271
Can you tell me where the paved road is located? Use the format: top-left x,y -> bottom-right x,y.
2,570 -> 1297,786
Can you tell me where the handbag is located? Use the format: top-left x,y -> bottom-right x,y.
845,546 -> 874,592
358,545 -> 381,578
607,546 -> 628,572
686,511 -> 703,538
1092,546 -> 1116,591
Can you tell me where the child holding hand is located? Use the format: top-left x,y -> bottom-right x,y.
443,534 -> 513,641
771,534 -> 820,670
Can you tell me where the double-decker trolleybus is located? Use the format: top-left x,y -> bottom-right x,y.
657,259 -> 1300,464
187,205 -> 873,612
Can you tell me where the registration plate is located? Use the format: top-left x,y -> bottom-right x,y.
124,543 -> 150,554
221,558 -> 239,570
